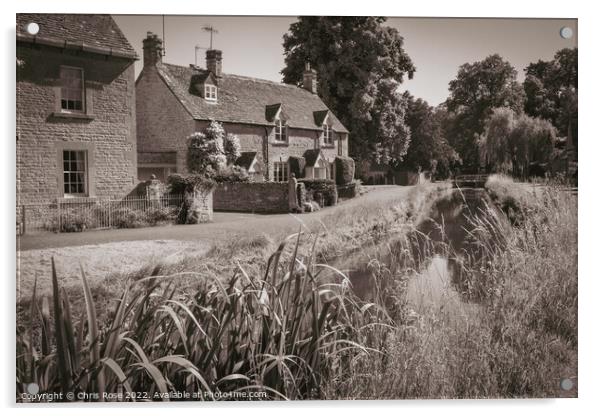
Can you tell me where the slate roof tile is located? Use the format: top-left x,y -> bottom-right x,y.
16,13 -> 137,59
155,63 -> 348,133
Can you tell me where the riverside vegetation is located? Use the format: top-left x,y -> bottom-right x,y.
16,177 -> 577,401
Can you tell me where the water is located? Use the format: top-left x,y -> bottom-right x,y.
328,188 -> 506,313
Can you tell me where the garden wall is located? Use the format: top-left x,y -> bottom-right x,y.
213,182 -> 289,214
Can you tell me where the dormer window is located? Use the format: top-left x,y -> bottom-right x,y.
60,66 -> 85,112
323,124 -> 333,145
204,84 -> 217,101
275,119 -> 287,142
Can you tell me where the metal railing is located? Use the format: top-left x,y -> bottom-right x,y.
17,194 -> 185,235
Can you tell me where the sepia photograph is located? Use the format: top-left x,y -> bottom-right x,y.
15,12 -> 578,402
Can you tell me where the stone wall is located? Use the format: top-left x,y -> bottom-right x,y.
16,44 -> 137,205
213,182 -> 289,214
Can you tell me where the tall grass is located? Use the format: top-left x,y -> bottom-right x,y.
17,232 -> 391,401
16,180 -> 577,400
325,179 -> 577,399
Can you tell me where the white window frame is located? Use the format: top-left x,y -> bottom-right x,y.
323,124 -> 333,145
62,150 -> 88,197
60,66 -> 85,113
274,119 -> 287,142
204,84 -> 217,101
273,161 -> 289,182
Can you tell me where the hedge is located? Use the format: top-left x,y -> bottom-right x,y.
299,178 -> 338,207
335,156 -> 355,185
337,181 -> 360,199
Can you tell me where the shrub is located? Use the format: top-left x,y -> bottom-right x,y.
335,156 -> 355,185
144,206 -> 177,225
111,207 -> 146,229
58,211 -> 93,233
337,180 -> 360,199
213,165 -> 250,183
299,178 -> 338,207
297,182 -> 307,206
289,156 -> 306,178
167,173 -> 216,194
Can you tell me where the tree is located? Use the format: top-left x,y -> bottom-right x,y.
478,107 -> 556,177
187,120 -> 241,175
524,48 -> 577,152
445,54 -> 525,172
398,93 -> 459,179
281,17 -> 416,166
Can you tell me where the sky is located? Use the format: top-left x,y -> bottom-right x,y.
113,15 -> 577,106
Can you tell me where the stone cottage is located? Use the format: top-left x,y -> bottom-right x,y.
16,14 -> 138,205
136,32 -> 349,182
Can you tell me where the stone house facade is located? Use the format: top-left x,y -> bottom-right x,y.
16,14 -> 138,206
136,33 -> 349,183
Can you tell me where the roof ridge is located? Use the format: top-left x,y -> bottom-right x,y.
159,62 -> 305,92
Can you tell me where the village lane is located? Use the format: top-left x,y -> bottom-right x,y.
18,185 -> 416,251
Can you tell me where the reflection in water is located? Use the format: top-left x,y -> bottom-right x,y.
328,188 -> 508,310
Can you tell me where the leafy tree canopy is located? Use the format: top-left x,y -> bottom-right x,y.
445,54 -> 525,172
282,17 -> 416,166
398,93 -> 459,179
524,48 -> 577,150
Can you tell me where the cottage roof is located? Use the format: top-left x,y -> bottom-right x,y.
303,149 -> 325,167
235,152 -> 258,170
154,63 -> 349,133
16,14 -> 137,59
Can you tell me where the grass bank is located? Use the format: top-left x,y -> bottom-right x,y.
16,179 -> 577,400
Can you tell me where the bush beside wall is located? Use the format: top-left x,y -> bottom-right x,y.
337,181 -> 360,200
335,156 -> 355,185
299,179 -> 338,207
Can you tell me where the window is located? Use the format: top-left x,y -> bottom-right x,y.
60,66 -> 84,112
273,161 -> 289,182
63,150 -> 87,196
204,84 -> 217,101
329,162 -> 335,180
323,124 -> 333,145
275,119 -> 287,142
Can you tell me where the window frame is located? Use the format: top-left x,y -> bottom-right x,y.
204,84 -> 218,101
62,149 -> 88,197
59,66 -> 85,113
273,161 -> 289,182
274,119 -> 287,143
322,123 -> 333,146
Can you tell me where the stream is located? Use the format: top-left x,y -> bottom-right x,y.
330,187 -> 508,315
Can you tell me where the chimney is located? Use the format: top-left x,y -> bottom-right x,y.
206,49 -> 223,77
142,31 -> 163,67
303,62 -> 317,94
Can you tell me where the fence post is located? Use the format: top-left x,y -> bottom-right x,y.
57,198 -> 61,233
108,199 -> 112,229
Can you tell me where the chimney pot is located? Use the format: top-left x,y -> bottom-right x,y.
206,49 -> 223,77
142,32 -> 163,67
303,62 -> 317,94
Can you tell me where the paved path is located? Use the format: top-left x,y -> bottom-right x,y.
18,185 -> 416,251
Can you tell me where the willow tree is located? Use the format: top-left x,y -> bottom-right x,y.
479,107 -> 556,178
